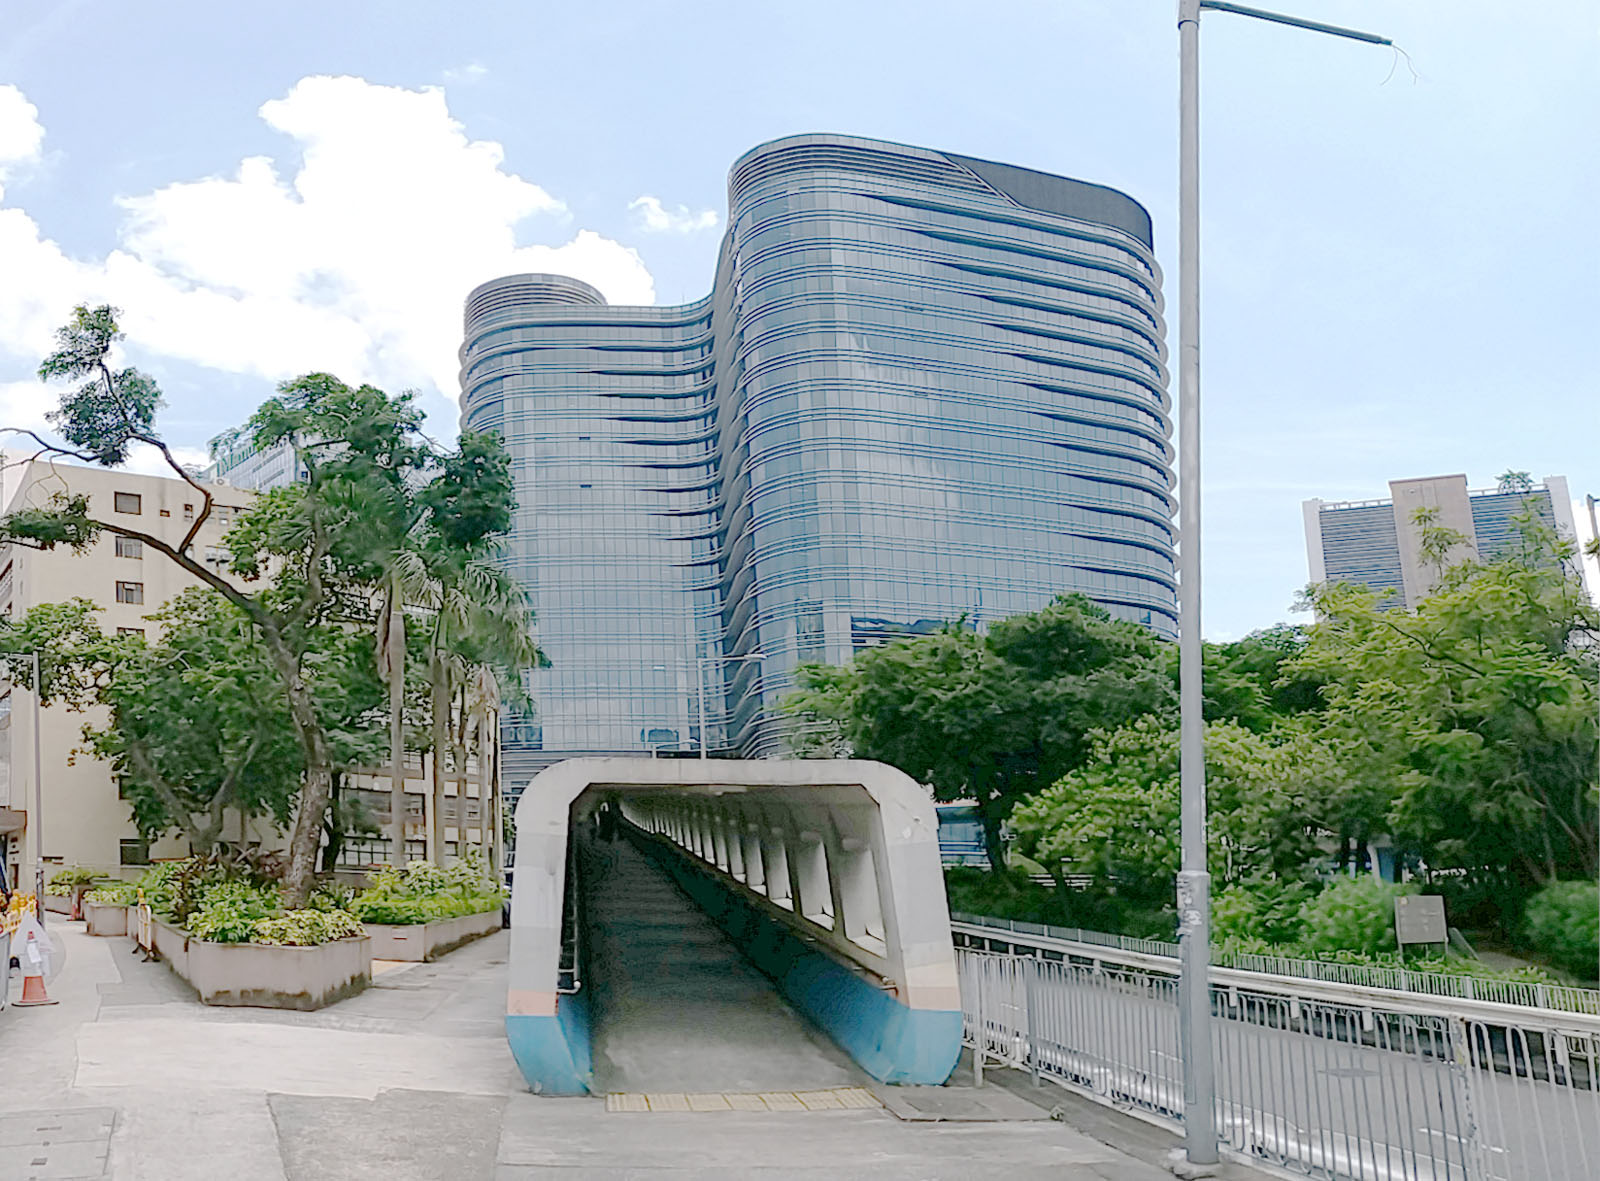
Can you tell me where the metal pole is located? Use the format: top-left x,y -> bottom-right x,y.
1175,1 -> 1217,1165
1175,6 -> 1389,1166
31,651 -> 44,923
1589,494 -> 1599,985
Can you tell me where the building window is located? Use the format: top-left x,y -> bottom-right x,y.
115,581 -> 145,605
115,536 -> 143,559
117,627 -> 145,638
113,491 -> 142,515
183,503 -> 194,521
119,838 -> 151,866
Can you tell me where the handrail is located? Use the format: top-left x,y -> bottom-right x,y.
951,914 -> 1600,1029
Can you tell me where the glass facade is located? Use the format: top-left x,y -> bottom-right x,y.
460,134 -> 1176,776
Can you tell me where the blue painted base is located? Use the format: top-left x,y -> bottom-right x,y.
636,835 -> 961,1086
506,991 -> 592,1095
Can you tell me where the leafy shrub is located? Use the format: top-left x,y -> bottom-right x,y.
134,858 -> 222,922
1523,881 -> 1599,981
350,895 -> 439,925
252,908 -> 364,946
309,881 -> 356,912
85,882 -> 139,905
351,856 -> 503,925
1212,877 -> 1314,945
47,866 -> 105,893
1296,877 -> 1417,957
187,880 -> 281,943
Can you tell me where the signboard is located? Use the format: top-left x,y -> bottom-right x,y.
1394,894 -> 1448,948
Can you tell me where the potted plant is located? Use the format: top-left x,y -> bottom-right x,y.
46,866 -> 107,920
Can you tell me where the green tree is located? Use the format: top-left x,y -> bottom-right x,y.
1293,512 -> 1598,893
0,306 -> 526,905
1009,717 -> 1325,903
782,594 -> 1174,871
1196,624 -> 1324,733
0,591 -> 390,859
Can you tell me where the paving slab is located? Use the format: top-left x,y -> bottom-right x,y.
269,1089 -> 506,1181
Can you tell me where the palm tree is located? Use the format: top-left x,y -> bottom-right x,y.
420,551 -> 539,864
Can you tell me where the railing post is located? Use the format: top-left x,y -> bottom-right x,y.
1026,952 -> 1042,1087
973,964 -> 985,1087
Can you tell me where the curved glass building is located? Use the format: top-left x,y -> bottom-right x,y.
461,133 -> 1175,775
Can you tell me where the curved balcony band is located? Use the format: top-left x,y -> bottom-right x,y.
460,133 -> 1177,769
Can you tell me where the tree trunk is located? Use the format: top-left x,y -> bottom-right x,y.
981,811 -> 1007,876
320,771 -> 345,875
276,648 -> 339,908
387,597 -> 407,867
430,658 -> 448,864
476,709 -> 491,859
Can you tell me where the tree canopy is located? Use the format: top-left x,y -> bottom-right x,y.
0,305 -> 534,904
782,594 -> 1175,870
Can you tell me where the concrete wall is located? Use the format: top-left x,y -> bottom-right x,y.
364,908 -> 501,961
153,918 -> 371,1009
1389,475 -> 1478,606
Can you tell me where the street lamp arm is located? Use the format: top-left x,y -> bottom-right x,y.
1198,0 -> 1391,46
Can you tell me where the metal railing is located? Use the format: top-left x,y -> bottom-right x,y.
960,947 -> 1600,1181
952,913 -> 1600,1017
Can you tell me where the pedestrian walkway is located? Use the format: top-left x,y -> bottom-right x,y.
1,918 -> 1269,1179
582,831 -> 864,1096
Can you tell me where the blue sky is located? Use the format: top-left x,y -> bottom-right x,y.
1,0 -> 1594,637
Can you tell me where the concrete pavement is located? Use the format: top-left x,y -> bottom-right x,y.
1,919 -> 1270,1179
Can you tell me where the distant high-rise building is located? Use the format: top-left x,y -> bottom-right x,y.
203,434 -> 304,491
1303,473 -> 1583,608
461,132 -> 1177,779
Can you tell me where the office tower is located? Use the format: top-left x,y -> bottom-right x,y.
460,133 -> 1176,777
1304,473 -> 1582,608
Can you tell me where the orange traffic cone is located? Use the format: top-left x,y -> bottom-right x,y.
15,968 -> 57,1006
13,925 -> 58,1006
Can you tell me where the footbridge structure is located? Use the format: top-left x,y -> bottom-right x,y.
505,758 -> 963,1095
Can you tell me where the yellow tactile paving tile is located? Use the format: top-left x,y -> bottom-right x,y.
607,1088 -> 882,1114
757,1091 -> 806,1111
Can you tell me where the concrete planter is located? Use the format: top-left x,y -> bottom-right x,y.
84,901 -> 129,937
151,918 -> 371,1010
43,893 -> 73,915
363,908 -> 501,962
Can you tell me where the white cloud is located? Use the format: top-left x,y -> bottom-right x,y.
0,75 -> 656,407
629,195 -> 718,234
120,441 -> 212,478
442,63 -> 489,84
0,84 -> 45,197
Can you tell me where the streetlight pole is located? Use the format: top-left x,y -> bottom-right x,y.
1176,1 -> 1389,1166
696,653 -> 766,760
1587,494 -> 1599,986
31,651 -> 43,923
